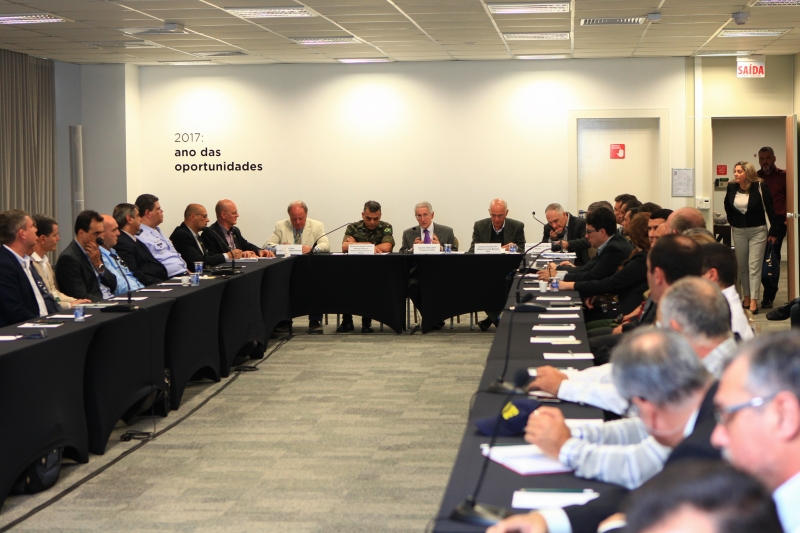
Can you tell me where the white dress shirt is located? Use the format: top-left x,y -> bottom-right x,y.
4,245 -> 48,317
774,471 -> 800,533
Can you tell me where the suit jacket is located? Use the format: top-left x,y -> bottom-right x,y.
468,218 -> 526,253
563,233 -> 633,282
263,218 -> 330,253
114,231 -> 168,287
575,250 -> 648,315
564,383 -> 721,533
0,246 -> 42,327
202,221 -> 261,257
55,240 -> 117,302
400,223 -> 457,253
723,181 -> 780,237
170,223 -> 226,272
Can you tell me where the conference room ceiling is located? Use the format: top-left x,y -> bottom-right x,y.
1,0 -> 800,64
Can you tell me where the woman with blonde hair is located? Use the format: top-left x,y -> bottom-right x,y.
723,161 -> 778,314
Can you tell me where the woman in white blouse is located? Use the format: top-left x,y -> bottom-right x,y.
723,161 -> 777,314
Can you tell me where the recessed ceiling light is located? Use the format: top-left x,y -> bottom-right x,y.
718,29 -> 789,37
487,2 -> 569,14
516,54 -> 569,59
122,23 -> 187,35
581,17 -> 645,25
85,40 -> 162,49
192,50 -> 248,57
159,60 -> 215,65
752,0 -> 800,5
292,36 -> 360,45
696,50 -> 756,56
0,13 -> 68,24
225,7 -> 316,18
503,32 -> 570,40
338,58 -> 391,63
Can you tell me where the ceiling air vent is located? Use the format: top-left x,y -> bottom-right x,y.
192,51 -> 248,57
580,17 -> 645,26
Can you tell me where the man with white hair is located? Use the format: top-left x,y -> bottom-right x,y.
712,331 -> 800,533
541,203 -> 588,266
399,201 -> 457,253
263,200 -> 330,255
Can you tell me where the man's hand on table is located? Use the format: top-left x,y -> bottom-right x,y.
527,366 -> 568,396
524,406 -> 571,459
486,512 -> 548,533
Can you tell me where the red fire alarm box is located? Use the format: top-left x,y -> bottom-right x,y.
717,165 -> 727,175
610,144 -> 625,159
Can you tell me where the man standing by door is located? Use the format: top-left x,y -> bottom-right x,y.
759,146 -> 787,309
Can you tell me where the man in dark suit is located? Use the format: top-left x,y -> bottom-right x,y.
468,198 -> 526,253
541,203 -> 588,266
171,204 -> 231,272
488,329 -> 721,533
0,209 -> 59,327
202,199 -> 269,258
112,203 -> 168,287
55,210 -> 117,302
399,201 -> 457,253
539,207 -> 632,284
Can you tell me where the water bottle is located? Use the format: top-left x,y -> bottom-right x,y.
73,306 -> 85,322
508,243 -> 518,253
194,261 -> 203,273
550,278 -> 560,292
190,273 -> 200,286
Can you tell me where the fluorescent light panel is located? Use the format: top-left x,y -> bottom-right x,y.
503,32 -> 570,40
292,36 -> 360,45
0,13 -> 67,24
159,60 -> 215,65
122,23 -> 187,35
225,7 -> 316,18
581,17 -> 645,25
696,50 -> 756,56
85,40 -> 162,49
487,2 -> 569,14
192,50 -> 248,57
718,29 -> 789,37
516,54 -> 569,59
338,58 -> 391,63
752,0 -> 800,5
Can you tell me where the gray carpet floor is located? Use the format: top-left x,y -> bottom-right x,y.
1,320 -> 494,532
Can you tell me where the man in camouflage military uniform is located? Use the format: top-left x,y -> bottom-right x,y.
337,200 -> 395,333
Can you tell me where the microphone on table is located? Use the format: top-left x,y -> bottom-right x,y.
487,293 -> 545,395
309,221 -> 359,254
96,237 -> 137,313
516,243 -> 542,283
531,210 -> 548,227
450,367 -> 530,526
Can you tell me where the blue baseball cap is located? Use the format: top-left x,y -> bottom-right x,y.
474,398 -> 541,437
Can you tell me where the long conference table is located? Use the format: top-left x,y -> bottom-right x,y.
432,278 -> 620,532
0,252 -> 521,509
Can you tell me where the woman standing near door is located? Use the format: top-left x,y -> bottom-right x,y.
724,161 -> 778,314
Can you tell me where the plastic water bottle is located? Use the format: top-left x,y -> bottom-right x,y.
550,278 -> 560,292
508,243 -> 518,253
73,306 -> 85,322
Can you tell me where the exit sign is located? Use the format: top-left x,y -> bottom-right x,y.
610,144 -> 625,159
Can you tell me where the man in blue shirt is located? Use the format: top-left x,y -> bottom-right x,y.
99,214 -> 144,295
135,194 -> 188,278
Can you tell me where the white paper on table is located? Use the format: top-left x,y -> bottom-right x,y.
523,287 -> 541,291
547,306 -> 582,311
536,296 -> 572,301
532,324 -> 576,331
49,314 -> 92,319
538,314 -> 580,319
528,390 -> 557,399
348,244 -> 376,255
139,289 -> 172,292
225,257 -> 258,262
531,336 -> 577,344
480,444 -> 572,476
474,243 -> 503,255
158,283 -> 183,286
511,489 -> 599,510
110,296 -> 148,301
413,244 -> 440,255
0,335 -> 22,341
274,245 -> 303,256
528,367 -> 576,376
18,323 -> 63,328
543,352 -> 593,360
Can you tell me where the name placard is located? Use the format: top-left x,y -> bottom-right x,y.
413,244 -> 440,255
275,244 -> 303,256
348,243 -> 375,255
474,243 -> 502,255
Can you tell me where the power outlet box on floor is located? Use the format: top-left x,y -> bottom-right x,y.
695,197 -> 711,210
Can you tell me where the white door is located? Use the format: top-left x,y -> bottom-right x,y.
576,118 -> 660,210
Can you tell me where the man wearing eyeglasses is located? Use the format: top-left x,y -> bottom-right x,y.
712,331 -> 800,533
171,204 -> 234,272
399,201 -> 457,253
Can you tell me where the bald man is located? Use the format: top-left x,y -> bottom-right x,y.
171,204 -> 234,272
666,207 -> 706,234
468,198 -> 526,253
202,199 -> 269,260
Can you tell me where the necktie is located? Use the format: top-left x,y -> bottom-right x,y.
423,228 -> 431,244
294,230 -> 303,245
23,260 -> 49,316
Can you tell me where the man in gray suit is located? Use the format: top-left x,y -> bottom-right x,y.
399,201 -> 457,253
468,198 -> 526,253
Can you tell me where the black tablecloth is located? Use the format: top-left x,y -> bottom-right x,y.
0,320 -> 100,506
290,254 -> 410,333
83,298 -> 174,455
411,254 -> 522,332
260,258 -> 293,335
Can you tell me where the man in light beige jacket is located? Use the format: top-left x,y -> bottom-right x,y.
31,215 -> 90,310
263,201 -> 330,254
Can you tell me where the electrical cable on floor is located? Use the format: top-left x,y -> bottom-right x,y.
0,336 -> 291,533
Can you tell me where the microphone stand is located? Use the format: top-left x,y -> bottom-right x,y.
309,221 -> 358,254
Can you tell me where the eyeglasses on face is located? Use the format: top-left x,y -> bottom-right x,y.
714,394 -> 776,425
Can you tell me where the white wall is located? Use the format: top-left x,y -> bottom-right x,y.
137,58 -> 688,247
